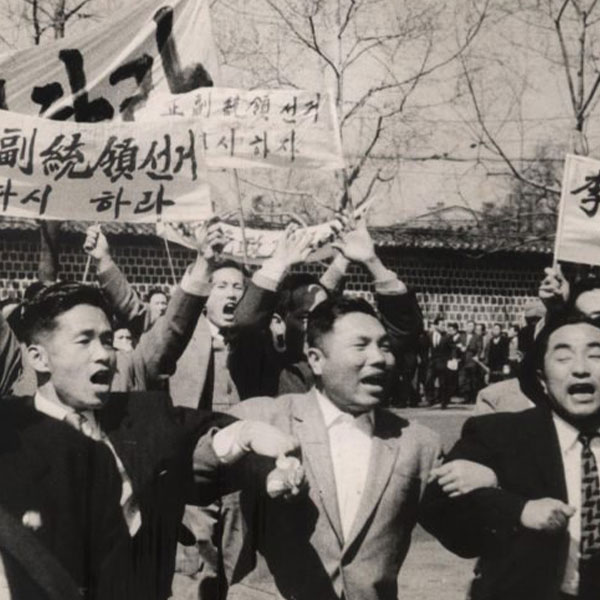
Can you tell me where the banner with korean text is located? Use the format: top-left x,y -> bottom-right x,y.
0,0 -> 220,120
140,88 -> 344,169
0,110 -> 210,222
555,153 -> 600,266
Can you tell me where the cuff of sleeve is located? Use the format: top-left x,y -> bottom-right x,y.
374,271 -> 405,294
180,263 -> 212,297
212,421 -> 248,464
253,266 -> 287,292
319,262 -> 346,291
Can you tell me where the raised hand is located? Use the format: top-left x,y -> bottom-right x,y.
330,220 -> 377,264
83,225 -> 110,261
269,223 -> 314,268
539,264 -> 570,313
194,219 -> 226,259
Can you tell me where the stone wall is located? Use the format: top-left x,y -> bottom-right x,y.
0,231 -> 551,327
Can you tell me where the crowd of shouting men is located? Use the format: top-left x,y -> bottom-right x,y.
0,217 -> 599,600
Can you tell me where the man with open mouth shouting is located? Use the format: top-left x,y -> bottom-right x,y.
421,313 -> 600,600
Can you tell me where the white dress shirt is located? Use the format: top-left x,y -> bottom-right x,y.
34,391 -> 141,536
553,413 -> 600,595
316,391 -> 374,541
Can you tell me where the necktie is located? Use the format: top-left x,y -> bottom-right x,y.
211,333 -> 240,412
579,432 -> 600,598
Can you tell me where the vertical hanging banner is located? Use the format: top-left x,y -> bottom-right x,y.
555,154 -> 600,266
0,110 -> 210,222
0,0 -> 219,120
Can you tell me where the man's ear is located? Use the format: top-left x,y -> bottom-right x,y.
307,346 -> 325,376
26,344 -> 51,374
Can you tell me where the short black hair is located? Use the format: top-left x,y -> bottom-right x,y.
276,273 -> 328,319
306,295 -> 378,349
447,322 -> 459,331
146,287 -> 169,303
210,259 -> 250,280
19,282 -> 113,345
433,316 -> 445,325
519,312 -> 600,402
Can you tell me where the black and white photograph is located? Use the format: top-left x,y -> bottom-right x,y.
1,0 -> 600,599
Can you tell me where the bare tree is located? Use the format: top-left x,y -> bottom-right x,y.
459,0 -> 600,197
212,0 -> 489,221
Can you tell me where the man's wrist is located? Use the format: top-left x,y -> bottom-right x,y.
96,254 -> 115,273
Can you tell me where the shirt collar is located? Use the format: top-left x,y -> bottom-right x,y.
315,389 -> 374,431
553,412 -> 588,454
34,390 -> 98,431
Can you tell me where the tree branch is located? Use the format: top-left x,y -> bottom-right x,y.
461,57 -> 561,195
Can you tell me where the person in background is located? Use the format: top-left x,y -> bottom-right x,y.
444,322 -> 462,409
113,325 -> 134,353
507,323 -> 521,376
424,317 -> 451,407
484,323 -> 509,384
458,320 -> 484,405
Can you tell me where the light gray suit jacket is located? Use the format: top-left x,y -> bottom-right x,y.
223,390 -> 441,600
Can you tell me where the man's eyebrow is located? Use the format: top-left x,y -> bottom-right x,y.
550,343 -> 573,351
73,329 -> 96,337
587,342 -> 600,350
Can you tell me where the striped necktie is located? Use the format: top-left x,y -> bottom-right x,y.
579,432 -> 600,598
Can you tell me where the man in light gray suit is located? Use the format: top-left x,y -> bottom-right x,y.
221,296 -> 441,600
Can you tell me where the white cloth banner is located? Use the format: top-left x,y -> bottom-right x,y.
138,88 -> 344,169
157,201 -> 372,264
0,0 -> 220,120
0,110 -> 210,222
555,153 -> 600,266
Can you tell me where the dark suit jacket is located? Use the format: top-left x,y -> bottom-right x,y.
460,332 -> 483,367
420,406 -> 572,600
427,331 -> 452,365
0,397 -> 130,600
92,392 -> 235,600
223,391 -> 441,600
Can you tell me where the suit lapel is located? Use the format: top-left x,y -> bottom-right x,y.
343,409 -> 401,551
292,392 -> 344,548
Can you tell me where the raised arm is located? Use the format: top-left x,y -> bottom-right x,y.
330,222 -> 423,343
234,224 -> 314,333
84,225 -> 149,337
119,223 -> 224,390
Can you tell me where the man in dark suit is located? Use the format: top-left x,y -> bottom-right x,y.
424,317 -> 452,407
15,280 -> 301,600
458,320 -> 484,404
0,397 -> 130,600
218,296 -> 441,600
421,314 -> 600,600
